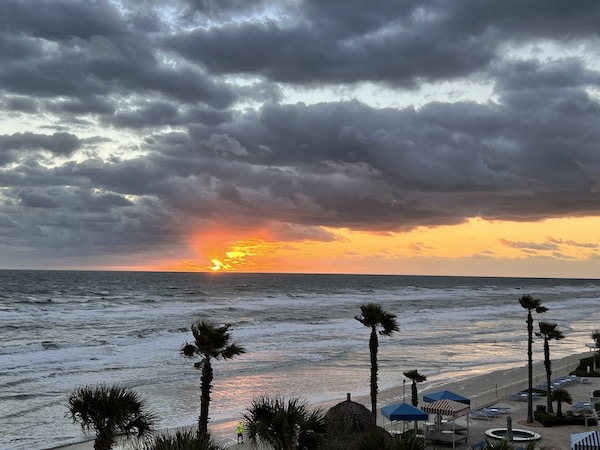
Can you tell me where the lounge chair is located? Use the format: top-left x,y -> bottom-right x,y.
482,406 -> 510,414
470,410 -> 496,420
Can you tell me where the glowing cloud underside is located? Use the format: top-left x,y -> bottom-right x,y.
162,217 -> 600,277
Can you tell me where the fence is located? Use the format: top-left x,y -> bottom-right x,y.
469,359 -> 583,409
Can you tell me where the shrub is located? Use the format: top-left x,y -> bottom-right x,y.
571,370 -> 600,377
138,428 -> 227,450
570,357 -> 600,377
534,411 -> 597,427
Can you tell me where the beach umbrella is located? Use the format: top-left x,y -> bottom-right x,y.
507,416 -> 513,442
422,399 -> 470,450
571,430 -> 600,450
423,390 -> 471,405
381,402 -> 428,435
381,403 -> 428,422
422,399 -> 470,417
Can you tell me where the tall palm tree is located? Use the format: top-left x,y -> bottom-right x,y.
403,370 -> 427,407
181,321 -> 245,436
244,396 -> 326,450
591,329 -> 600,371
519,294 -> 548,423
66,384 -> 155,450
535,322 -> 565,413
356,303 -> 399,419
551,388 -> 572,418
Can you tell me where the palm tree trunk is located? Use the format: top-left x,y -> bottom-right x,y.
199,359 -> 213,436
369,328 -> 379,419
526,312 -> 534,423
93,434 -> 114,450
544,340 -> 554,413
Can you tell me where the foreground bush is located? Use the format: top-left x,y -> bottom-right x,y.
66,384 -> 155,450
571,356 -> 600,377
480,441 -> 536,450
244,396 -> 326,450
137,428 -> 226,450
357,429 -> 423,450
534,411 -> 597,427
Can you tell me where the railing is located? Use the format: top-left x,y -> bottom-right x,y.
469,360 -> 582,409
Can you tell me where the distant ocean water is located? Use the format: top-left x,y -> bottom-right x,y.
1,270 -> 599,450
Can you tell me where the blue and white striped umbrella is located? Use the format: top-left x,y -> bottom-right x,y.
571,430 -> 600,450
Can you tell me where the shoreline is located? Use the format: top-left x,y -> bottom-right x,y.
49,351 -> 594,450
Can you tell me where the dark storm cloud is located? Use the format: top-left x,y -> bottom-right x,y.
168,15 -> 493,85
0,0 -> 237,114
0,132 -> 81,165
169,0 -> 600,85
2,0 -> 600,264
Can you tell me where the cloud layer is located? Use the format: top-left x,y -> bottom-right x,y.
2,0 -> 600,267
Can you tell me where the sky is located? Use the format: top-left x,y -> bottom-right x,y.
2,0 -> 600,277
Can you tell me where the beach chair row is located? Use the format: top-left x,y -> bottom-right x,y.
535,375 -> 591,391
470,405 -> 511,420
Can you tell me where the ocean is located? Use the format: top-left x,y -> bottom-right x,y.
1,270 -> 599,450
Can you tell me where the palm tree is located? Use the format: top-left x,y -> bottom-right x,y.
591,329 -> 600,371
244,396 -> 326,450
551,388 -> 573,418
403,370 -> 427,407
181,321 -> 245,436
356,303 -> 399,419
535,322 -> 564,413
403,370 -> 427,433
519,294 -> 548,423
66,384 -> 155,450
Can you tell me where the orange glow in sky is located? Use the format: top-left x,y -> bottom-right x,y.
150,216 -> 600,278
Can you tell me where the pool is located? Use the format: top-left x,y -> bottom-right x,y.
485,428 -> 541,442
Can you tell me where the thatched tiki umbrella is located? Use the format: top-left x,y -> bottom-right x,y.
321,393 -> 392,450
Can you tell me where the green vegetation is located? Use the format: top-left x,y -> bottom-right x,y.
243,396 -> 326,450
551,388 -> 573,418
570,356 -> 600,377
477,441 -> 537,450
519,294 -> 548,423
357,429 -> 424,450
403,370 -> 427,408
534,410 -> 597,427
535,322 -> 565,413
138,428 -> 227,450
180,321 -> 245,436
356,303 -> 399,418
591,330 -> 600,371
66,384 -> 155,450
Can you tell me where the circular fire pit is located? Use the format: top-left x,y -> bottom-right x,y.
485,428 -> 541,442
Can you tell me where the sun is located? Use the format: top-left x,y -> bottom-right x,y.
210,259 -> 224,271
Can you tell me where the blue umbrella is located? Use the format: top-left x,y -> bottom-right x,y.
382,403 -> 428,421
423,390 -> 471,405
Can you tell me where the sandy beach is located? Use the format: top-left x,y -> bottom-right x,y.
53,352 -> 598,450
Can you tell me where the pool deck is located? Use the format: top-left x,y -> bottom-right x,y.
427,375 -> 599,450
